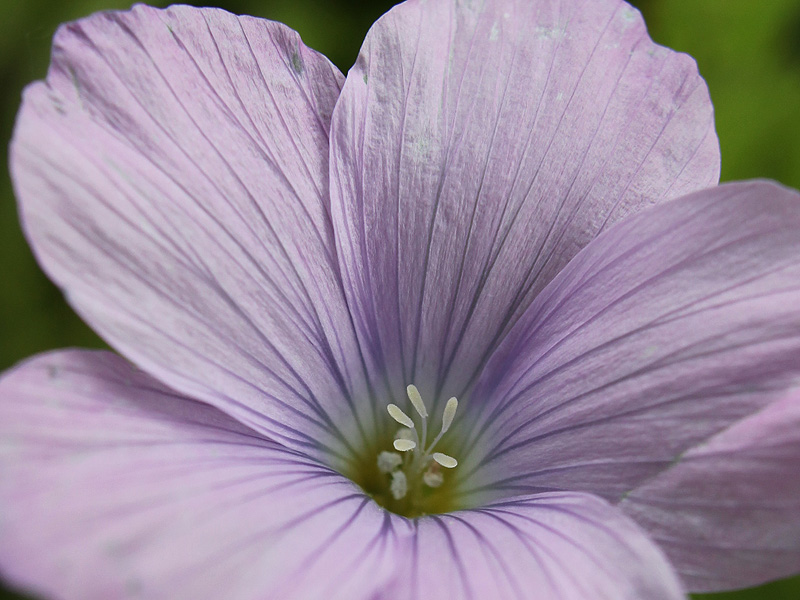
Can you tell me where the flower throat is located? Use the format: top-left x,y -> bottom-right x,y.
346,385 -> 462,518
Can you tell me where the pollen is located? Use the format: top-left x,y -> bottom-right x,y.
377,451 -> 403,473
390,470 -> 408,500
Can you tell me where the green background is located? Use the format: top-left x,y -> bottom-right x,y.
1,0 -> 799,598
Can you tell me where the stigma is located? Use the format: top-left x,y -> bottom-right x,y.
377,385 -> 459,503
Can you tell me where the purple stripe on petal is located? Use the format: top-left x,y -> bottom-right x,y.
1,352 -> 684,599
460,181 -> 800,588
330,0 -> 718,412
401,492 -> 684,600
11,5 -> 373,459
621,390 -> 800,592
0,351 -> 396,600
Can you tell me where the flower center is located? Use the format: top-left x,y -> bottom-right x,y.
345,385 -> 463,518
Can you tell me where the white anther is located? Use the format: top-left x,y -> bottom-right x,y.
423,469 -> 444,488
394,439 -> 417,452
387,403 -> 415,429
395,428 -> 415,441
433,452 -> 458,468
390,470 -> 408,500
406,384 -> 428,419
441,397 -> 458,433
377,451 -> 403,474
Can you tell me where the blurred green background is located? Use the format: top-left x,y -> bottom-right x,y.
1,0 -> 799,598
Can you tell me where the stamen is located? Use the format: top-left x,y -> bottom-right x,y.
406,384 -> 428,419
377,451 -> 403,474
433,452 -> 458,468
425,395 -> 460,453
377,388 -> 461,513
387,403 -> 415,429
441,397 -> 458,433
394,439 -> 417,452
390,470 -> 408,499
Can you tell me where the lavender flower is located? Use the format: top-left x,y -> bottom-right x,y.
2,1 -> 799,598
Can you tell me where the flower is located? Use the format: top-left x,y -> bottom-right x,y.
2,0 -> 799,598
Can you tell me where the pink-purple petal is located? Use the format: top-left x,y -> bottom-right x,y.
10,5 -> 371,459
0,352 -> 688,599
0,351 -> 397,600
330,0 -> 719,412
460,180 -> 800,589
621,390 -> 800,592
402,492 -> 684,600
